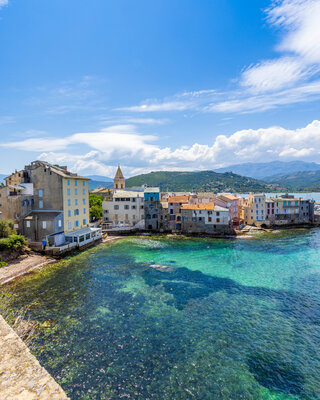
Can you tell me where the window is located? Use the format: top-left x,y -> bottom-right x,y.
75,180 -> 78,186
39,200 -> 43,209
38,189 -> 43,198
75,199 -> 78,206
133,215 -> 136,219
83,219 -> 87,225
86,233 -> 90,240
68,210 -> 71,217
74,209 -> 79,216
75,220 -> 79,227
83,208 -> 86,214
42,221 -> 47,229
140,205 -> 144,209
68,199 -> 71,206
83,181 -> 85,186
114,205 -> 119,210
124,205 -> 129,210
216,212 -> 220,216
75,188 -> 78,195
83,189 -> 85,195
79,235 -> 84,243
208,217 -> 212,222
132,205 -> 136,209
26,221 -> 30,228
216,218 -> 220,223
67,188 -> 71,195
83,198 -> 86,205
67,180 -> 70,185
58,220 -> 62,228
68,222 -> 71,229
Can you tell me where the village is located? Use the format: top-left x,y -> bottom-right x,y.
0,160 -> 318,259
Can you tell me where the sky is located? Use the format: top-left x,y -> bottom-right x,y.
0,0 -> 320,177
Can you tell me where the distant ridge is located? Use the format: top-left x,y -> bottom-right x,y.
0,174 -> 7,183
86,175 -> 113,182
264,170 -> 320,191
214,161 -> 320,180
126,170 -> 270,192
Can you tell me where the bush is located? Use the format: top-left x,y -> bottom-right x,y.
89,194 -> 103,221
0,261 -> 7,267
0,234 -> 26,251
0,220 -> 16,238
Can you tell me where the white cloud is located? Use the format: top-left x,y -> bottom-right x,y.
119,0 -> 320,114
119,101 -> 194,113
0,0 -> 8,8
240,57 -> 309,93
2,121 -> 320,176
267,0 -> 320,63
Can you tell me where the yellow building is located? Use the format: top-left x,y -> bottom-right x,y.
62,176 -> 90,233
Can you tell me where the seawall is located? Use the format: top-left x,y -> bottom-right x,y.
0,315 -> 69,399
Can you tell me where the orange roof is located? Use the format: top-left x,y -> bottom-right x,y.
167,195 -> 190,203
217,194 -> 238,201
182,202 -> 215,211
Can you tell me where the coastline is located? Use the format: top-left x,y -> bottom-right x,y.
0,235 -> 123,287
1,225 -> 317,287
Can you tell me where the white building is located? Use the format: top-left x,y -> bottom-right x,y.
102,190 -> 145,229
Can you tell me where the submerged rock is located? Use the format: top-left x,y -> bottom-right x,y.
149,264 -> 173,272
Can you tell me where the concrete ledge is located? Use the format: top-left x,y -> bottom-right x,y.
0,315 -> 69,400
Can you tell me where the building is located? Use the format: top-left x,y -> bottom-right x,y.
215,194 -> 240,225
144,188 -> 160,231
181,203 -> 230,234
167,195 -> 190,231
159,202 -> 170,232
265,198 -> 275,224
114,165 -> 125,190
102,190 -> 145,229
243,193 -> 267,226
0,161 -> 91,245
272,195 -> 301,225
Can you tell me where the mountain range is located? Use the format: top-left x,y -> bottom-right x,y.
214,161 -> 320,180
263,170 -> 320,191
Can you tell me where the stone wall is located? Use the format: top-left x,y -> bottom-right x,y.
0,315 -> 69,399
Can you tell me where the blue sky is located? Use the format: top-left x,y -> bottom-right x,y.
0,0 -> 320,177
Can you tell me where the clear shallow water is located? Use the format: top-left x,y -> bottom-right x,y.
2,230 -> 320,399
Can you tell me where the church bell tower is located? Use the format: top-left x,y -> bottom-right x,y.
114,165 -> 125,190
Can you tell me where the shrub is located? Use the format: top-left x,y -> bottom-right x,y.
0,220 -> 16,238
0,234 -> 26,251
0,261 -> 7,267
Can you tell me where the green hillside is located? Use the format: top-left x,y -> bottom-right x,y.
264,170 -> 320,191
126,170 -> 272,192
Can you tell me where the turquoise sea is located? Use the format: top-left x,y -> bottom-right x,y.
2,229 -> 320,399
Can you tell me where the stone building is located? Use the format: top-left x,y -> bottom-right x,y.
181,203 -> 230,234
167,195 -> 190,231
102,190 -> 145,229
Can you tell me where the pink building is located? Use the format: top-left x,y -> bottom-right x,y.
214,194 -> 240,225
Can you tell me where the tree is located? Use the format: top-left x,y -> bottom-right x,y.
89,194 -> 103,221
0,220 -> 15,238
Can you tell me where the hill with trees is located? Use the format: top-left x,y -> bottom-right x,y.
126,170 -> 272,192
